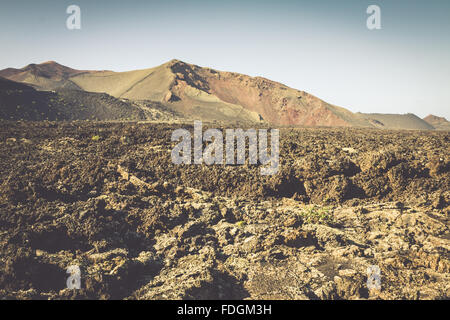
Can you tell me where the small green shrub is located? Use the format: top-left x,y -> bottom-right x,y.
236,220 -> 246,228
299,205 -> 334,224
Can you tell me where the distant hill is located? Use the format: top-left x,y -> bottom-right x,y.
0,77 -> 174,121
0,60 -> 445,129
356,113 -> 435,130
423,114 -> 450,130
0,61 -> 93,91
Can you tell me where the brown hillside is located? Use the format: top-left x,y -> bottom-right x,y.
0,76 -> 170,121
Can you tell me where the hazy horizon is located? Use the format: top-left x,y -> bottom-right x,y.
1,0 -> 449,119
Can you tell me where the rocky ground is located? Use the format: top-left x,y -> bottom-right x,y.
0,121 -> 448,300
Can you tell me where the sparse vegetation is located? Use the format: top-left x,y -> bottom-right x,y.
298,205 -> 334,224
236,220 -> 246,228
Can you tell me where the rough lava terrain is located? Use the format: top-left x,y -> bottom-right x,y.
0,121 -> 448,300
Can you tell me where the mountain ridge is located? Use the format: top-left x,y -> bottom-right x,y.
0,60 -> 443,129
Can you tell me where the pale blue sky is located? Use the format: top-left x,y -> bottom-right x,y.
1,0 -> 449,118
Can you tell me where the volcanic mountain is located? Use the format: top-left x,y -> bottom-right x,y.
0,60 -> 439,129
